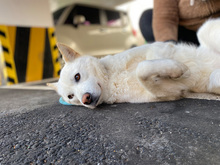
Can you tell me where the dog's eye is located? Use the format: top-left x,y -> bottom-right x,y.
68,94 -> 74,99
75,73 -> 80,82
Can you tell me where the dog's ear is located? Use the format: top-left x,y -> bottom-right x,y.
47,82 -> 58,92
57,43 -> 80,63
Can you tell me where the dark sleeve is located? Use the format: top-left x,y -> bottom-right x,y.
153,0 -> 179,41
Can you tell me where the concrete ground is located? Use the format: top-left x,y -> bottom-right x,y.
0,87 -> 220,165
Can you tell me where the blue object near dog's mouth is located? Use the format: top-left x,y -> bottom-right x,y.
59,97 -> 72,106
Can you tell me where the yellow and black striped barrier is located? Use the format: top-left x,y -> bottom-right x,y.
0,25 -> 18,85
0,25 -> 61,85
48,28 -> 61,77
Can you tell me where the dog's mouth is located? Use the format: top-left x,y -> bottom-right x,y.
98,83 -> 101,88
96,83 -> 102,106
95,96 -> 101,106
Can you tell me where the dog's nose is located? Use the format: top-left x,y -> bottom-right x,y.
82,93 -> 92,105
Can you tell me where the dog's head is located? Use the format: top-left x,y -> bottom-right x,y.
48,43 -> 108,109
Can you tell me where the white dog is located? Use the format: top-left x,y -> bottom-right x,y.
48,19 -> 220,109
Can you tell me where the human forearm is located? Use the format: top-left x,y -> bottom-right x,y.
153,0 -> 179,41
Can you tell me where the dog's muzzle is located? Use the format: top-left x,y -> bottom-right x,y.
82,92 -> 100,107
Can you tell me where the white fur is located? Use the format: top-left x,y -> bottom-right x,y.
49,19 -> 220,109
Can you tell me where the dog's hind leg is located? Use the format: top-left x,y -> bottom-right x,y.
197,19 -> 220,54
136,59 -> 190,100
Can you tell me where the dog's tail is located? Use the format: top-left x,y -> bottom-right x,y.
197,19 -> 220,54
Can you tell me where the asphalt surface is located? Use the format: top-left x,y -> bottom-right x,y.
0,88 -> 220,165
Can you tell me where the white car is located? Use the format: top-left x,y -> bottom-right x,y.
53,3 -> 137,56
